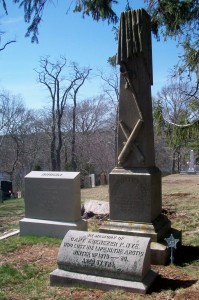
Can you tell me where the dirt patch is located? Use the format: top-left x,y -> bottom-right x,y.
164,193 -> 191,197
0,244 -> 59,268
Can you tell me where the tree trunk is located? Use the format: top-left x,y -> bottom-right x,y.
56,111 -> 62,171
71,95 -> 77,171
172,150 -> 176,174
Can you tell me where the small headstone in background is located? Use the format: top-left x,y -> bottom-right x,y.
100,173 -> 108,185
84,175 -> 92,188
50,230 -> 157,293
17,191 -> 22,198
84,174 -> 95,188
187,150 -> 196,174
90,174 -> 95,187
20,171 -> 87,238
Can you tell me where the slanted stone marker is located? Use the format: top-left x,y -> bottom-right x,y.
100,9 -> 181,265
50,230 -> 157,293
20,171 -> 87,238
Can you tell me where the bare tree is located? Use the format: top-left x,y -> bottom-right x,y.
63,95 -> 114,175
98,65 -> 119,163
0,91 -> 23,146
154,81 -> 199,173
0,91 -> 37,189
35,56 -> 90,170
75,96 -> 112,134
69,66 -> 91,171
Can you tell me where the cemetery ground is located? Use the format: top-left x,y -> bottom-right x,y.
0,175 -> 199,300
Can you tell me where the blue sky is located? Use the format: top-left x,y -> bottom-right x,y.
0,1 -> 181,109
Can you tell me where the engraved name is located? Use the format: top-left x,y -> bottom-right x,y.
41,173 -> 63,176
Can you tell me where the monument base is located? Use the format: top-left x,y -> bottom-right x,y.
50,269 -> 157,294
19,218 -> 87,239
109,167 -> 162,223
100,214 -> 171,242
100,215 -> 181,265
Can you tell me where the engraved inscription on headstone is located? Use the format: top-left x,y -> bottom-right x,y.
58,231 -> 149,281
50,230 -> 157,293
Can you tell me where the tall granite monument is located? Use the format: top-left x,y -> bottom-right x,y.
100,9 -> 177,264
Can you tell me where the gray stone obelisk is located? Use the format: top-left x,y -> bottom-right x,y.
100,9 -> 179,264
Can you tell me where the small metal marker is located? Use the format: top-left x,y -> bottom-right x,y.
164,234 -> 179,264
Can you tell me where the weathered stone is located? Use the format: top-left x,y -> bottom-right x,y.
100,214 -> 171,242
83,200 -> 109,215
109,167 -> 162,223
20,171 -> 87,238
50,230 -> 157,293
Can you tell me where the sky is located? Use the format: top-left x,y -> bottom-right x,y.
0,0 -> 182,110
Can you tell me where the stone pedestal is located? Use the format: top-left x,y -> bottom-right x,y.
108,167 -> 162,223
20,218 -> 87,239
100,167 -> 173,265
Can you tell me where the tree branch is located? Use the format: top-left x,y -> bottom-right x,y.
0,40 -> 16,52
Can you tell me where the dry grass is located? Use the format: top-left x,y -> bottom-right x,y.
81,185 -> 109,202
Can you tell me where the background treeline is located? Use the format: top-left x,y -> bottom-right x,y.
0,57 -> 198,193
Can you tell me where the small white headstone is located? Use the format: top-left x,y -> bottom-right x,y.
187,150 -> 196,174
90,174 -> 95,187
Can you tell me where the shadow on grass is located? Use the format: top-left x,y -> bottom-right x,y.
175,245 -> 199,265
148,245 -> 199,294
149,276 -> 197,293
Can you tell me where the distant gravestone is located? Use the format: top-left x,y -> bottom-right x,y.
84,175 -> 92,188
17,191 -> 22,198
90,174 -> 95,188
84,174 -> 95,188
100,173 -> 107,185
20,171 -> 87,238
50,230 -> 157,293
187,150 -> 196,174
